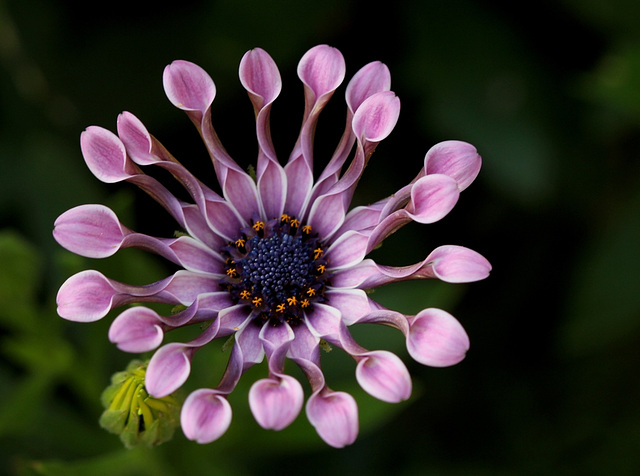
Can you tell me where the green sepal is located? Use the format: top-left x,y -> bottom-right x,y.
99,360 -> 182,449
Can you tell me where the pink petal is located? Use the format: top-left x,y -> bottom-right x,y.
425,140 -> 481,191
146,343 -> 192,397
181,389 -> 232,444
53,205 -> 125,258
56,270 -> 117,322
426,245 -> 492,283
163,60 -> 216,113
108,306 -> 163,353
116,111 -> 157,165
346,61 -> 391,114
406,174 -> 460,224
351,91 -> 400,142
355,350 -> 412,403
297,45 -> 345,101
306,390 -> 358,448
407,308 -> 470,367
249,375 -> 304,430
80,126 -> 137,183
239,47 -> 282,107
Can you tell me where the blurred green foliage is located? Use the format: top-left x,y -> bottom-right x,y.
1,0 -> 639,474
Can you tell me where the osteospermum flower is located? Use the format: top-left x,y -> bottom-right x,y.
54,45 -> 491,448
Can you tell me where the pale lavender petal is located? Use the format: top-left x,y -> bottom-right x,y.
405,174 -> 460,224
407,308 -> 470,367
424,140 -> 481,191
160,270 -> 219,305
351,91 -> 400,143
304,303 -> 343,339
108,306 -> 164,353
81,126 -> 138,183
53,204 -> 126,258
355,350 -> 412,403
249,375 -> 304,430
306,191 -> 345,239
257,160 -> 287,219
163,60 -> 216,114
306,390 -> 358,448
426,245 -> 492,283
284,154 -> 314,218
324,289 -> 371,325
181,389 -> 232,443
325,230 -> 368,269
222,167 -> 261,220
168,236 -> 224,275
205,198 -> 245,241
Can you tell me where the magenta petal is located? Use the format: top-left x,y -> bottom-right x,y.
356,350 -> 412,403
181,389 -> 232,443
239,47 -> 282,106
53,204 -> 125,258
108,306 -> 163,353
163,60 -> 216,113
81,126 -> 137,183
297,45 -> 345,101
426,245 -> 492,283
56,270 -> 117,322
407,308 -> 470,367
424,140 -> 482,191
407,174 -> 460,224
249,375 -> 304,430
351,91 -> 400,142
306,390 -> 358,448
146,343 -> 192,397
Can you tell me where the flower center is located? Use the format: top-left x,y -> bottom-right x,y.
220,215 -> 330,325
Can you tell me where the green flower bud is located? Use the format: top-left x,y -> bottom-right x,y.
99,360 -> 181,448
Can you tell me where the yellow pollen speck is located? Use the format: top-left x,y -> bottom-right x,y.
313,248 -> 323,259
287,296 -> 297,306
253,221 -> 265,231
276,303 -> 286,313
252,297 -> 263,307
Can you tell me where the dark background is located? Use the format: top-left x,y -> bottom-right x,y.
1,0 -> 639,474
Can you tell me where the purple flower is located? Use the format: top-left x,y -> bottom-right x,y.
54,45 -> 491,448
